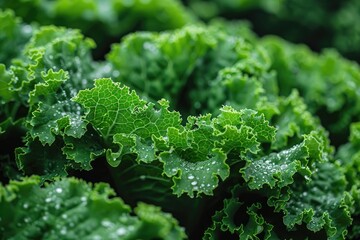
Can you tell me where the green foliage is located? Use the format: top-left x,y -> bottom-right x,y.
262,36 -> 360,141
0,0 -> 194,58
0,9 -> 33,66
0,176 -> 186,239
1,3 -> 360,239
184,0 -> 360,62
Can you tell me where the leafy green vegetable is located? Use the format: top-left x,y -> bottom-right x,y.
0,9 -> 33,66
0,176 -> 186,239
1,3 -> 360,239
184,0 -> 360,62
0,0 -> 194,58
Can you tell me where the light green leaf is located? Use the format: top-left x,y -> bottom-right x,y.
0,9 -> 33,66
242,131 -> 325,190
271,90 -> 324,150
74,78 -> 181,166
161,148 -> 228,198
28,69 -> 82,145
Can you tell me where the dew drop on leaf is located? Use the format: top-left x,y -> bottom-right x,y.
60,228 -> 67,235
116,227 -> 126,236
101,220 -> 113,228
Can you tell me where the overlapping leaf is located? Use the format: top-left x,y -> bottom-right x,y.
204,199 -> 276,240
262,36 -> 360,141
74,78 -> 181,166
107,26 -> 216,107
75,78 -> 277,197
0,0 -> 194,59
242,131 -> 326,190
0,9 -> 33,66
337,122 -> 360,239
274,162 -> 353,240
0,8 -> 359,240
0,176 -> 186,239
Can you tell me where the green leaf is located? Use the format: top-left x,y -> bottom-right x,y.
337,122 -> 360,218
0,64 -> 18,135
0,64 -> 15,103
277,162 -> 353,240
242,131 -> 325,190
214,106 -> 276,143
0,9 -> 33,66
263,36 -> 360,138
107,25 -> 216,108
271,90 -> 325,150
15,137 -> 68,181
27,68 -> 88,144
160,148 -> 228,198
134,202 -> 187,239
0,176 -> 186,239
204,198 -> 276,240
74,78 -> 181,166
62,127 -> 105,171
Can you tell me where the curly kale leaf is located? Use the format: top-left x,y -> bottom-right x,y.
74,78 -> 276,197
0,176 -> 186,240
0,9 -> 33,66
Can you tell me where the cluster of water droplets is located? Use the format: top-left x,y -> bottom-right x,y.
168,155 -> 224,197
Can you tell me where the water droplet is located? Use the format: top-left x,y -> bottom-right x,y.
23,203 -> 29,209
103,64 -> 111,73
188,175 -> 194,180
92,235 -> 101,240
191,181 -> 197,186
60,228 -> 67,235
116,227 -> 126,236
139,175 -> 146,180
22,25 -> 32,35
45,197 -> 52,203
55,188 -> 63,193
101,220 -> 113,228
113,70 -> 120,78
